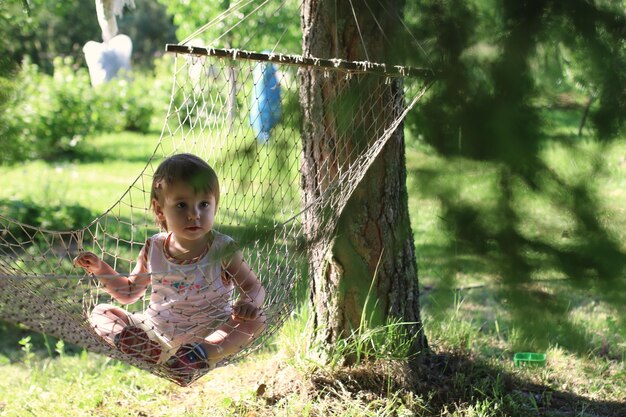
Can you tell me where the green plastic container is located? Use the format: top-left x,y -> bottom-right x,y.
514,352 -> 546,367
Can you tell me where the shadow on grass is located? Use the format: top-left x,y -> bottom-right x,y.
305,352 -> 625,417
409,152 -> 626,360
410,352 -> 624,417
63,146 -> 159,165
418,241 -> 626,360
0,320 -> 83,361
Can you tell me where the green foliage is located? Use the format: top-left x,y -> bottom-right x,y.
155,0 -> 301,53
0,0 -> 174,156
54,339 -> 65,358
406,0 -> 626,158
2,57 -> 96,161
96,71 -> 165,134
18,336 -> 34,367
0,198 -> 94,237
116,0 -> 178,68
0,0 -> 177,72
0,0 -> 100,73
0,56 -> 170,164
0,72 -> 18,163
326,318 -> 419,369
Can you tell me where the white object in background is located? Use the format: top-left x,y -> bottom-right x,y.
83,34 -> 133,86
95,0 -> 135,42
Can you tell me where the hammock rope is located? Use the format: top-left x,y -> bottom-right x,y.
0,2 -> 434,386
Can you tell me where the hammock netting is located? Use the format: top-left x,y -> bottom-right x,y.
0,2 -> 433,386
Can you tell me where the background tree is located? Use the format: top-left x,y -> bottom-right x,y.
0,1 -> 98,73
155,0 -> 300,53
0,0 -> 176,71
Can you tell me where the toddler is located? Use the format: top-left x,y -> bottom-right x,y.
74,153 -> 266,384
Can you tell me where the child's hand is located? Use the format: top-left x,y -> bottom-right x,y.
232,299 -> 261,322
73,251 -> 103,275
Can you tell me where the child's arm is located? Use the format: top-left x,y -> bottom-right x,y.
225,251 -> 265,321
74,248 -> 150,305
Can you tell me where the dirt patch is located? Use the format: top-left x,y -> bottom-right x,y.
310,360 -> 415,398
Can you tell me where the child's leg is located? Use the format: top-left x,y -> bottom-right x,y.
89,303 -> 130,345
164,314 -> 266,385
90,304 -> 162,363
117,325 -> 163,364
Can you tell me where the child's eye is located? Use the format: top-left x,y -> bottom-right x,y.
176,202 -> 187,209
200,201 -> 210,209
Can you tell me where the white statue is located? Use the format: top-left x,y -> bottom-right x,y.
83,0 -> 135,87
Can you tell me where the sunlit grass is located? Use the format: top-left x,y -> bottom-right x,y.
0,132 -> 159,216
1,297 -> 624,416
1,108 -> 625,415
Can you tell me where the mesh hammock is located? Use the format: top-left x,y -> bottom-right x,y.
0,4 -> 434,386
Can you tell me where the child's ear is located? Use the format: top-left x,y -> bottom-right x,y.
152,199 -> 165,220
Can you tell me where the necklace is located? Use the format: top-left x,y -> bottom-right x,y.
163,232 -> 211,264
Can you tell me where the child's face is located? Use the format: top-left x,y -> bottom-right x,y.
153,181 -> 217,242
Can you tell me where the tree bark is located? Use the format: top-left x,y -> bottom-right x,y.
299,0 -> 426,365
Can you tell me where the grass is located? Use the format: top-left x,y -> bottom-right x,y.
0,305 -> 624,416
1,107 -> 626,415
0,131 -> 160,215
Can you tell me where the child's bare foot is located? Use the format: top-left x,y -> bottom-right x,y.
115,326 -> 162,364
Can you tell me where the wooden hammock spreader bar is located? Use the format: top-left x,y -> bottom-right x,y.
165,44 -> 436,79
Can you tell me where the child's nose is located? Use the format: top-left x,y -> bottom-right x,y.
188,207 -> 200,220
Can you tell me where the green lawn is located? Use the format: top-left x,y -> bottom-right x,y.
1,112 -> 625,416
0,132 -> 159,214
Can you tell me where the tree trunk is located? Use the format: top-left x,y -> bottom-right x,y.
299,0 -> 426,365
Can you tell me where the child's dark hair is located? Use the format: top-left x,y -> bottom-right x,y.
150,153 -> 220,229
